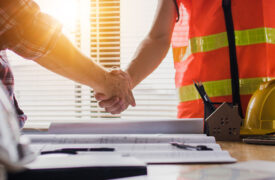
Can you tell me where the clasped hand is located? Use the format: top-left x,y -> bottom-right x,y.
95,68 -> 135,114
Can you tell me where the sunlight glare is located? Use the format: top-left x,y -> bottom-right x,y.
49,0 -> 78,29
36,0 -> 79,30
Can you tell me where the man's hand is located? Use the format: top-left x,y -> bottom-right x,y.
95,69 -> 135,114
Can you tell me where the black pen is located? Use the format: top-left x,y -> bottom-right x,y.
41,147 -> 115,155
170,142 -> 213,151
193,81 -> 216,112
61,148 -> 115,152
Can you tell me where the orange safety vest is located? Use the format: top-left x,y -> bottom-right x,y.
172,0 -> 275,118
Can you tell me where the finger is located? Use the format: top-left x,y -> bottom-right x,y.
95,93 -> 107,101
113,100 -> 129,114
122,90 -> 131,107
110,67 -> 121,75
98,97 -> 119,108
105,102 -> 122,114
106,100 -> 129,114
110,70 -> 120,75
127,89 -> 136,107
108,103 -> 129,114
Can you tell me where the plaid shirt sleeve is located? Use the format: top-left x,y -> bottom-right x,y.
0,51 -> 27,128
0,0 -> 62,60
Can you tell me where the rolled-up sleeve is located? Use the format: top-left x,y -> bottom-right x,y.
0,0 -> 62,60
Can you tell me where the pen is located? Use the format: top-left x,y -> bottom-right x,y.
193,81 -> 216,113
170,142 -> 213,151
41,147 -> 115,155
61,148 -> 115,152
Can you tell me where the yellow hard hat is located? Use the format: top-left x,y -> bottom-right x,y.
241,79 -> 275,135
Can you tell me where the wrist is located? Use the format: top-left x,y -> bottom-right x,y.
125,70 -> 135,89
90,66 -> 109,92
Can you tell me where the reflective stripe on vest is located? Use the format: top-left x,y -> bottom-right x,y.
175,27 -> 275,102
178,77 -> 273,102
191,27 -> 275,54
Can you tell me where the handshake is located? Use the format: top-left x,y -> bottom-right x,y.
94,68 -> 136,114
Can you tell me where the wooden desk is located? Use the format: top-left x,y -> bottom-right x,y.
141,142 -> 275,180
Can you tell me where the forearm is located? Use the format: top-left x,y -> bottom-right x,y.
125,0 -> 176,89
35,34 -> 107,92
126,36 -> 171,89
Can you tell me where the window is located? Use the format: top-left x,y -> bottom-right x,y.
8,0 -> 177,128
120,0 -> 177,119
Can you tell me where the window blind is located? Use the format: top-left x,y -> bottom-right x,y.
88,0 -> 121,118
90,0 -> 121,68
120,0 -> 177,119
73,0 -> 121,119
9,0 -> 177,128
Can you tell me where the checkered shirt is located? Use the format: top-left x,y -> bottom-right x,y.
0,0 -> 62,128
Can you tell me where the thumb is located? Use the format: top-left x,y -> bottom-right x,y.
95,93 -> 107,101
110,67 -> 121,75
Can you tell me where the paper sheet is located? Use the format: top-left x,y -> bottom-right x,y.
30,144 -> 234,164
26,153 -> 146,169
122,151 -> 236,164
26,134 -> 236,164
31,143 -> 222,153
48,119 -> 204,134
26,134 -> 215,144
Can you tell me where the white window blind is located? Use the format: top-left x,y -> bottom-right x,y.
120,0 -> 177,119
9,0 -> 177,128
